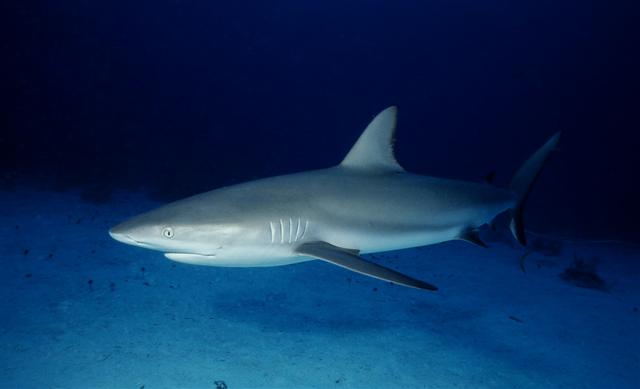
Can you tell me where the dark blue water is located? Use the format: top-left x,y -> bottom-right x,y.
2,2 -> 639,388
4,1 -> 639,241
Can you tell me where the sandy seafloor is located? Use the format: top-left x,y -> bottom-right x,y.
0,188 -> 638,389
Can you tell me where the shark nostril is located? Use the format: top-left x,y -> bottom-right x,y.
108,229 -> 139,245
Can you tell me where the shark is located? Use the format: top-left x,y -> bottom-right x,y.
109,107 -> 559,291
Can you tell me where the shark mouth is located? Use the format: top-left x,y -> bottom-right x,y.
164,252 -> 218,265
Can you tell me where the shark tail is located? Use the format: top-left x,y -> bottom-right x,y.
509,132 -> 561,245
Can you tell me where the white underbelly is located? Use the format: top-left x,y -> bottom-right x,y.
165,245 -> 311,267
324,226 -> 464,254
200,255 -> 312,267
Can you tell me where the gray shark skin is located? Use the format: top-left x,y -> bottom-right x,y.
110,107 -> 560,290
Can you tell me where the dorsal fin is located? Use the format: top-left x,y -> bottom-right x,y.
340,106 -> 404,172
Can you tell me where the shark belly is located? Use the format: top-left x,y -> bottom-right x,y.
316,223 -> 464,254
166,252 -> 313,267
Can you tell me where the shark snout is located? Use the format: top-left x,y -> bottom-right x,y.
108,227 -> 138,245
108,220 -> 147,247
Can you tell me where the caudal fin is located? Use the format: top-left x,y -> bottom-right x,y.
509,132 -> 561,245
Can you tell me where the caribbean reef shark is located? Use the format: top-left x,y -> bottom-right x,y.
109,107 -> 559,291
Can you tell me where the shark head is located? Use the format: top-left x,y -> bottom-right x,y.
108,195 -> 246,264
108,190 -> 289,266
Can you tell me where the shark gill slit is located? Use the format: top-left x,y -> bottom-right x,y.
279,219 -> 285,244
294,218 -> 302,242
289,217 -> 293,243
300,220 -> 309,240
269,222 -> 275,244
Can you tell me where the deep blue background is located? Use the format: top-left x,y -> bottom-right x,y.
2,1 -> 639,241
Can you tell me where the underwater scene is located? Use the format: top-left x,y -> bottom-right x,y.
2,2 -> 639,388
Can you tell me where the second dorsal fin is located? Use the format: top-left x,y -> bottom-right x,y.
340,106 -> 404,172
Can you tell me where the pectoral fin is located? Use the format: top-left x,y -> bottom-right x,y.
295,241 -> 437,291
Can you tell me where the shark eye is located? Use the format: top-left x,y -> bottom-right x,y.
162,227 -> 174,239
